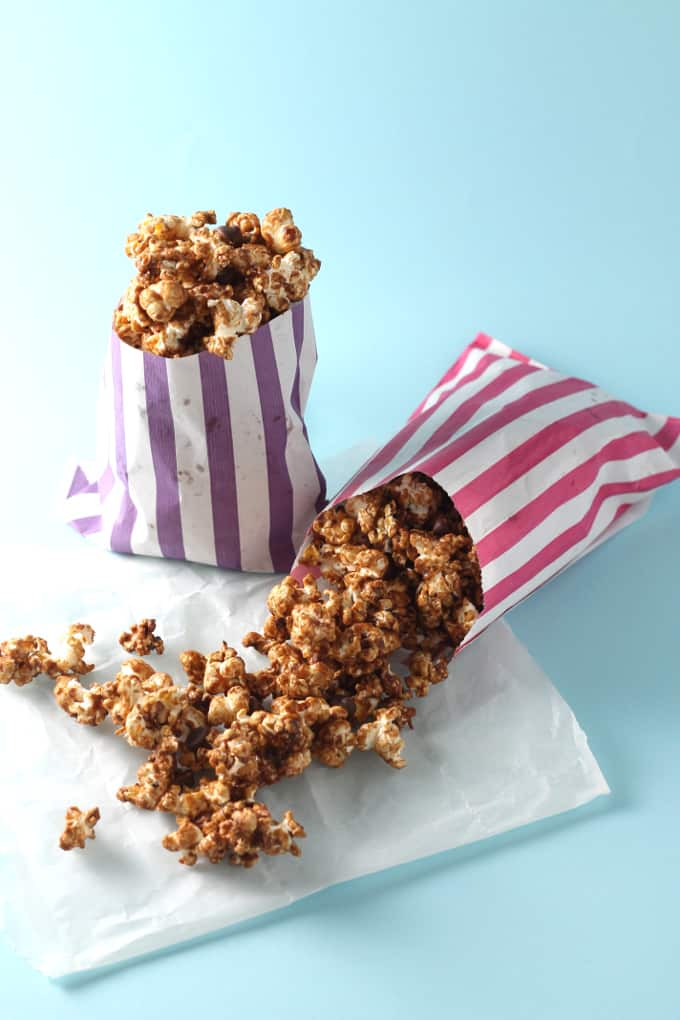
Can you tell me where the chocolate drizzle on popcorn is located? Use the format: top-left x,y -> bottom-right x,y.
114,209 -> 320,359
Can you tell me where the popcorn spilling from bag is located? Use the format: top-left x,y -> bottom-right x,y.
114,208 -> 321,359
0,474 -> 483,870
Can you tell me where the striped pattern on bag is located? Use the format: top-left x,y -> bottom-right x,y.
331,333 -> 680,636
65,297 -> 326,573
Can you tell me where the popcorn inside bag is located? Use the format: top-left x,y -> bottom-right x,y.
64,208 -> 326,573
115,208 -> 320,359
326,333 -> 680,638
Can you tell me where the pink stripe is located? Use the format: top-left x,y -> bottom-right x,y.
454,400 -> 647,517
470,497 -> 641,637
653,416 -> 680,452
408,337 -> 489,421
422,352 -> 504,419
475,414 -> 680,565
396,375 -> 594,483
475,430 -> 661,564
482,468 -> 680,612
335,361 -> 539,504
473,333 -> 494,351
500,344 -> 532,364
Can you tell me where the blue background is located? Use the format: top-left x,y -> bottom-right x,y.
1,1 -> 679,1016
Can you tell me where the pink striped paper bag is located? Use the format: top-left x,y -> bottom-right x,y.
310,333 -> 680,637
64,297 -> 326,573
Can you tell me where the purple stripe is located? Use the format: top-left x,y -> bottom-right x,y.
143,354 -> 186,561
251,324 -> 296,571
70,515 -> 103,537
291,301 -> 327,514
67,465 -> 91,498
109,334 -> 137,553
199,354 -> 241,569
67,462 -> 116,500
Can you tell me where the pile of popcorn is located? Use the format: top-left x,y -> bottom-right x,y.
0,474 -> 482,870
113,209 -> 320,359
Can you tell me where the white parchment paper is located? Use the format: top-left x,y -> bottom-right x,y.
0,539 -> 608,977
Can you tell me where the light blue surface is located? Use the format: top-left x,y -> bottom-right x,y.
1,1 -> 679,1017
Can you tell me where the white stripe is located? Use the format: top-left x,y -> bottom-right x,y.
99,343 -> 131,543
399,384 -> 601,508
482,443 -> 676,593
344,355 -> 530,500
165,356 -> 217,567
485,336 -> 546,369
94,354 -> 113,481
420,345 -> 488,413
224,345 -> 273,572
270,312 -> 323,551
477,488 -> 655,633
119,343 -> 162,558
663,428 -> 680,465
463,411 -> 649,541
485,337 -> 512,356
299,295 -> 317,416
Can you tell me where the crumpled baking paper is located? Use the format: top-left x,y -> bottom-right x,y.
0,538 -> 608,977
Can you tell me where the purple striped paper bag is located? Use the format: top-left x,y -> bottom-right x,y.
294,333 -> 680,639
64,297 -> 326,572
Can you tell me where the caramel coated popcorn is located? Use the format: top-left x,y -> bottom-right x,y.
113,207 -> 320,359
0,624 -> 95,687
119,618 -> 164,656
247,473 -> 483,764
59,806 -> 100,851
2,474 -> 482,873
162,801 -> 305,867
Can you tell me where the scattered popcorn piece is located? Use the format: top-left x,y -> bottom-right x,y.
203,643 -> 250,696
161,817 -> 203,866
98,658 -> 163,728
406,649 -> 449,698
123,683 -> 206,750
52,624 -> 96,676
119,619 -> 164,656
117,751 -> 176,810
207,685 -> 250,726
313,708 -> 356,768
356,704 -> 416,769
0,624 -> 95,685
59,806 -> 100,851
54,675 -> 108,725
0,635 -> 52,686
162,801 -> 305,867
157,778 -> 232,819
